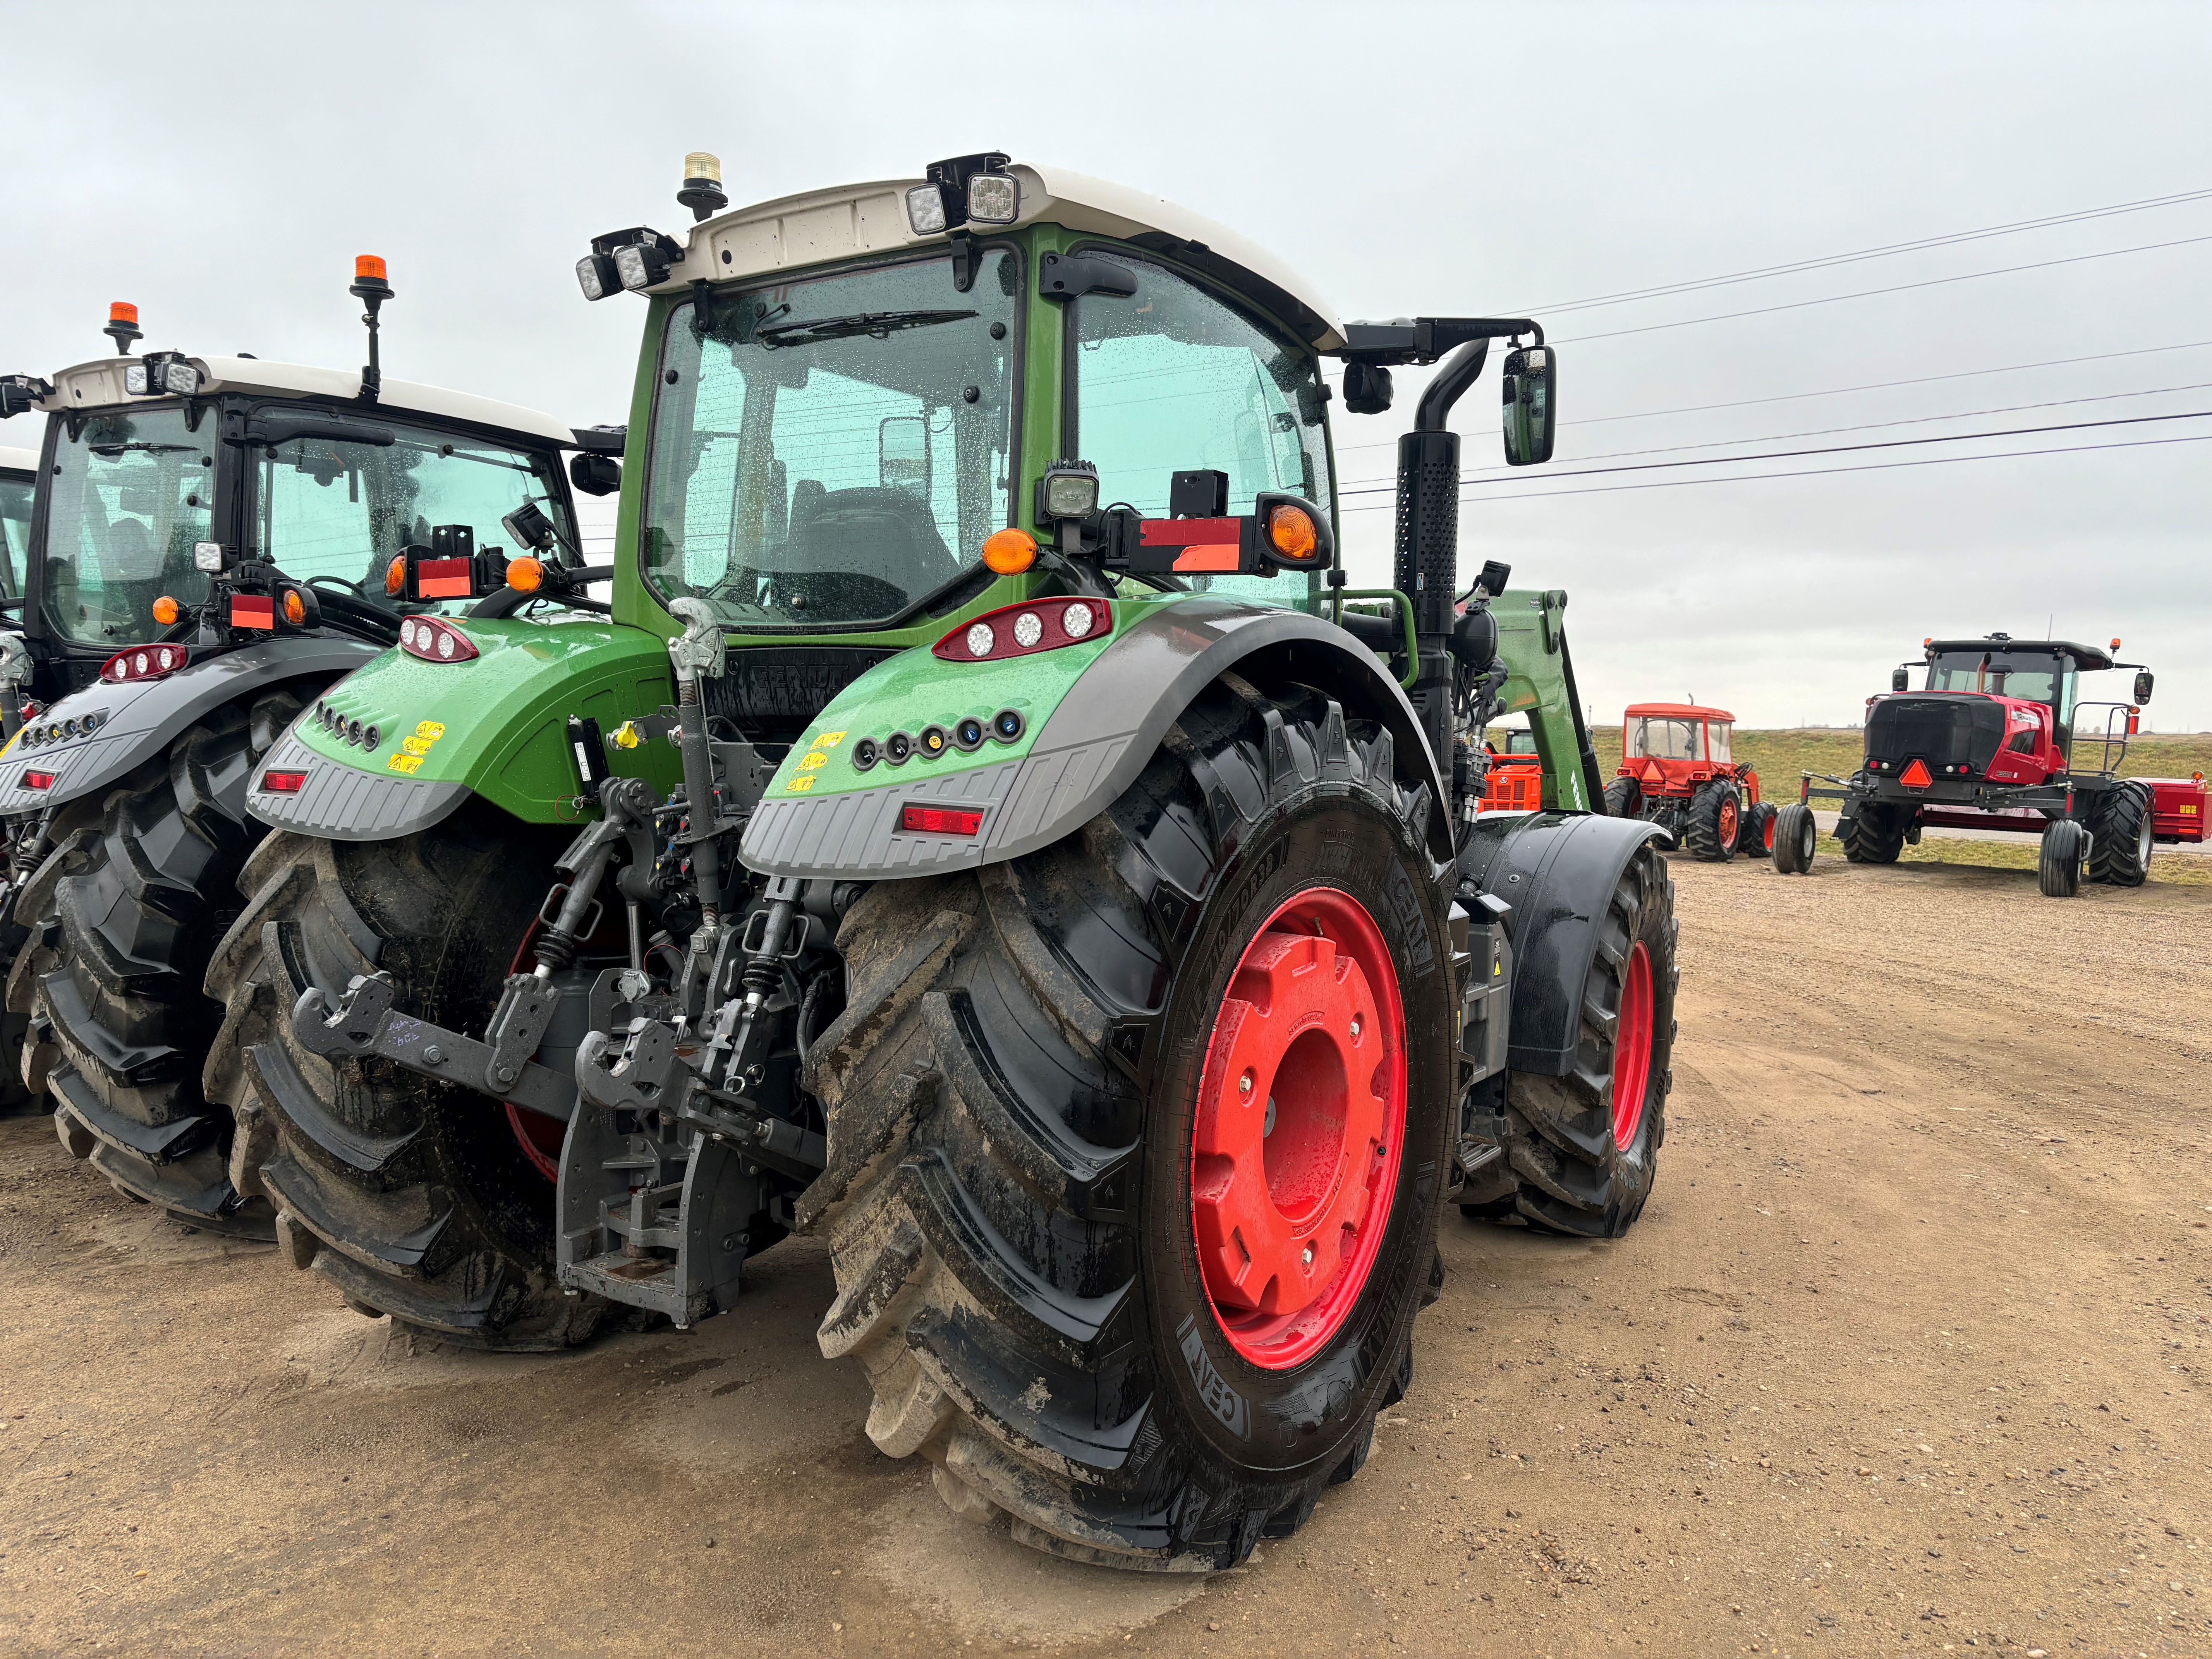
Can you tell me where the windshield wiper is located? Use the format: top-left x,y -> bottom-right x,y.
86,442 -> 201,457
755,309 -> 977,348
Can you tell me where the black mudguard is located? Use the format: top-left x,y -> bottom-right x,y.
0,639 -> 377,817
1457,809 -> 1668,1078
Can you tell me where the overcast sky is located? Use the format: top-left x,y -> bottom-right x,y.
4,1 -> 2206,730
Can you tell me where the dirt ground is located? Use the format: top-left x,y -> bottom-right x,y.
2,853 -> 2207,1658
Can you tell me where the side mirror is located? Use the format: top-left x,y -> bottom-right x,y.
569,452 -> 620,497
878,416 -> 929,497
1501,344 -> 1556,466
1891,667 -> 1910,692
2133,670 -> 2154,704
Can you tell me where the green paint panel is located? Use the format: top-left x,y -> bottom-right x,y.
1491,587 -> 1588,812
295,618 -> 679,823
760,598 -> 1156,801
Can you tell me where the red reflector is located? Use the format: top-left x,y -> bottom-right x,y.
1899,758 -> 1933,788
230,593 -> 276,630
416,556 -> 475,599
21,771 -> 55,790
260,770 -> 308,794
900,804 -> 984,836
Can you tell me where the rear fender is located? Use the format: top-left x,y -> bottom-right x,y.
1458,809 -> 1667,1078
740,593 -> 1450,881
244,619 -> 680,842
0,638 -> 380,817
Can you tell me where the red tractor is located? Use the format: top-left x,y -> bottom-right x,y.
1772,632 -> 2208,896
1603,702 -> 1771,860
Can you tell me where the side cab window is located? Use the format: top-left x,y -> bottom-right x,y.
1072,256 -> 1333,609
1708,721 -> 1732,763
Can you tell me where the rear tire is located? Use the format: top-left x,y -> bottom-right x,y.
801,682 -> 1455,1571
1840,800 -> 1906,864
30,693 -> 302,1238
1483,843 -> 1676,1236
2085,781 -> 2153,887
1602,777 -> 1641,819
1683,782 -> 1740,862
2038,818 -> 2088,898
204,802 -> 604,1348
1771,802 -> 1817,875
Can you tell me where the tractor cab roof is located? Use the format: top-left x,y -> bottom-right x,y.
1924,636 -> 2116,672
649,159 -> 1347,352
1624,702 -> 1737,723
0,444 -> 34,476
27,356 -> 579,448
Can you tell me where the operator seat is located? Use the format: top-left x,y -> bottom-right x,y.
776,484 -> 960,617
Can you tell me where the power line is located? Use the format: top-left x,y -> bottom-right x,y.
1338,405 -> 2212,498
1370,379 -> 2212,485
1342,429 -> 2212,511
1553,232 -> 2212,347
1515,186 -> 2212,316
1327,337 -> 2212,454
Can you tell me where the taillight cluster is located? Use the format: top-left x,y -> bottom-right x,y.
101,644 -> 187,684
399,617 -> 479,663
933,597 -> 1108,663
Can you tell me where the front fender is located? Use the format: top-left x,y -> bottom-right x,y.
0,637 -> 381,817
245,618 -> 678,842
1458,809 -> 1668,1077
740,594 -> 1448,881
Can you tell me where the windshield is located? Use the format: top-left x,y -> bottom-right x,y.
1928,649 -> 2074,719
1627,717 -> 1701,760
42,406 -> 218,646
253,415 -> 574,607
0,469 -> 32,599
643,251 -> 1020,630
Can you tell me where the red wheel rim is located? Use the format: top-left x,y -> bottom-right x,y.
503,902 -> 567,1183
1190,886 -> 1407,1371
1761,812 -> 1776,853
1611,941 -> 1654,1148
1718,796 -> 1739,849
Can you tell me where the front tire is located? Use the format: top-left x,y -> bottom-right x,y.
801,682 -> 1455,1571
2085,782 -> 2153,887
1483,842 -> 1676,1235
1602,777 -> 1641,819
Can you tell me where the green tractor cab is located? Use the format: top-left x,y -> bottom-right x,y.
218,153 -> 1674,1571
0,275 -> 610,1223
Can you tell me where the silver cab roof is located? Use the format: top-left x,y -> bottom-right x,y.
32,357 -> 577,447
657,161 -> 1346,353
0,445 -> 36,476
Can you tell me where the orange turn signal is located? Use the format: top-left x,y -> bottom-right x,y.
385,555 -> 406,597
982,527 -> 1037,575
151,595 -> 180,625
282,588 -> 308,626
1266,503 -> 1319,561
506,555 -> 546,593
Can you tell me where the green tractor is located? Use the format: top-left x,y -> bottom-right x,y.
212,154 -> 1676,1568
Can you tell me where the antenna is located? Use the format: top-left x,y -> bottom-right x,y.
349,256 -> 394,404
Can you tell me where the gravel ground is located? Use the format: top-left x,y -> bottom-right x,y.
1,852 -> 2207,1657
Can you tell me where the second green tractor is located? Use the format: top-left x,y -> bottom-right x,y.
189,153 -> 1674,1571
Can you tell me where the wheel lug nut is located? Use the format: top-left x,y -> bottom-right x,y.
1349,1017 -> 1362,1041
1238,1071 -> 1254,1097
1301,1244 -> 1315,1267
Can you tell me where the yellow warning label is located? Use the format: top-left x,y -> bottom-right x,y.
386,752 -> 423,775
415,720 -> 446,740
811,730 -> 846,749
797,751 -> 826,772
785,774 -> 816,793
